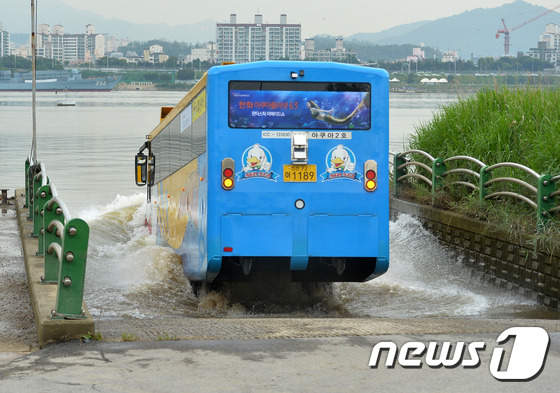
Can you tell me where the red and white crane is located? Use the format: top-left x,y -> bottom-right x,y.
496,3 -> 560,56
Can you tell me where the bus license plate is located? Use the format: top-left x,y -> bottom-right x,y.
283,165 -> 317,182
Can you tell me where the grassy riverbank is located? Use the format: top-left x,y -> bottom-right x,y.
404,88 -> 560,235
409,88 -> 560,175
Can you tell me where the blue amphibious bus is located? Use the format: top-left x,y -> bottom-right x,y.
135,61 -> 389,286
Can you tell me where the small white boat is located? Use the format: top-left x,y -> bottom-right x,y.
56,90 -> 75,106
56,98 -> 75,106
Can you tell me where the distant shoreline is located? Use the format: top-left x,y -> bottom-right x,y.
114,83 -> 158,91
114,82 -> 193,92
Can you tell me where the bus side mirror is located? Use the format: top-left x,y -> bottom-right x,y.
135,153 -> 147,186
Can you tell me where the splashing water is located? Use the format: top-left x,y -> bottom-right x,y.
335,214 -> 554,318
79,195 -> 556,320
81,194 -> 196,319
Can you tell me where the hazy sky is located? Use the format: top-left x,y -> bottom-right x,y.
60,0 -> 555,36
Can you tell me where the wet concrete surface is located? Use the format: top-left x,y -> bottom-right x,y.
0,332 -> 559,392
0,208 -> 37,352
93,316 -> 560,341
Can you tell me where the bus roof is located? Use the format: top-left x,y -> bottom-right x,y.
207,61 -> 388,80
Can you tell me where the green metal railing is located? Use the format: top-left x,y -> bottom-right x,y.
25,156 -> 89,319
391,150 -> 560,228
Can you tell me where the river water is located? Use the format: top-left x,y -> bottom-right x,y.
1,90 -> 556,320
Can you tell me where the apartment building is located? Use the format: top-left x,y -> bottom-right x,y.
216,14 -> 301,63
527,23 -> 560,67
36,24 -> 105,63
0,22 -> 10,57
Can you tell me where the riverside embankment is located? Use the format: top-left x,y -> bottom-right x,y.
391,196 -> 560,309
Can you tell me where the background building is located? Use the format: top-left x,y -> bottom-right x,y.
303,37 -> 357,62
407,45 -> 426,62
216,14 -> 301,63
0,22 -> 10,57
104,35 -> 130,54
527,23 -> 560,67
441,50 -> 458,63
143,45 -> 169,64
186,41 -> 216,64
35,24 -> 105,64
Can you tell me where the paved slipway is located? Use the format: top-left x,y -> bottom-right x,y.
2,200 -> 560,391
0,207 -> 36,356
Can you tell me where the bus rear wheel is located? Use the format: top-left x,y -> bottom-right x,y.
189,281 -> 222,297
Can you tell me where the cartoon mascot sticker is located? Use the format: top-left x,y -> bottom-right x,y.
237,143 -> 279,181
321,144 -> 362,182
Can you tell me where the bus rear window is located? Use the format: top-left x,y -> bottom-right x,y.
229,81 -> 371,130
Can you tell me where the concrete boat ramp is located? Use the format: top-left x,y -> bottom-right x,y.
1,189 -> 560,391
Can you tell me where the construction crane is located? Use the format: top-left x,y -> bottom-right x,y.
496,3 -> 560,56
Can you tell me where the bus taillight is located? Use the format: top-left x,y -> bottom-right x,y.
222,158 -> 235,190
364,160 -> 377,192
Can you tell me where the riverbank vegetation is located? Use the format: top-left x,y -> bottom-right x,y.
0,55 -> 63,70
409,88 -> 560,175
379,56 -> 554,74
403,88 -> 560,235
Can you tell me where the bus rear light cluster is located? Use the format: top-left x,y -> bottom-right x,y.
221,158 -> 235,190
364,159 -> 378,192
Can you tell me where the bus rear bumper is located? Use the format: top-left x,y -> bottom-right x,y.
208,255 -> 383,283
199,213 -> 388,283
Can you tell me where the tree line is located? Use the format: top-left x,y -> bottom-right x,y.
378,56 -> 554,74
0,55 -> 63,71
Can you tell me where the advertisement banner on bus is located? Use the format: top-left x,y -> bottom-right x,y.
229,89 -> 370,130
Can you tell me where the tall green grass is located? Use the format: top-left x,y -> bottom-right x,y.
404,87 -> 560,234
408,88 -> 560,176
